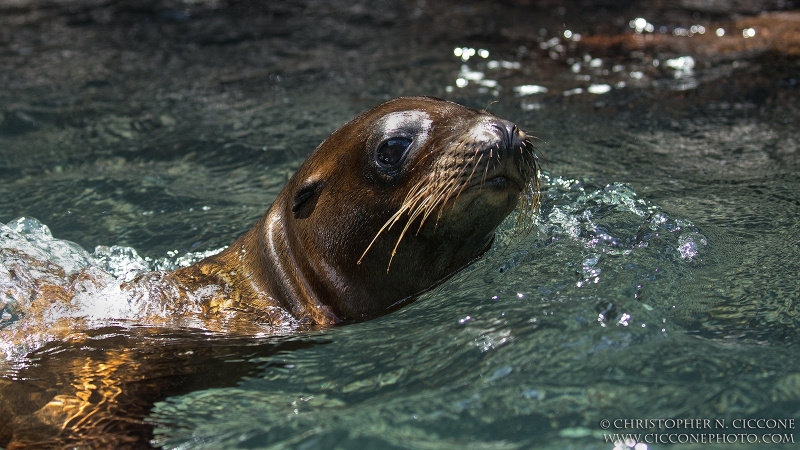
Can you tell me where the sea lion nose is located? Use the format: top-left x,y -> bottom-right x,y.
488,118 -> 523,151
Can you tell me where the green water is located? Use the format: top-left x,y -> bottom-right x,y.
1,1 -> 799,448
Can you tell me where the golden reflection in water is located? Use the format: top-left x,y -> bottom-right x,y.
2,349 -> 147,449
0,330 -> 322,449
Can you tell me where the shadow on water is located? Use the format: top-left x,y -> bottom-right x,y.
0,327 -> 329,449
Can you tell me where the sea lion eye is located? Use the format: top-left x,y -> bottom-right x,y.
376,137 -> 412,168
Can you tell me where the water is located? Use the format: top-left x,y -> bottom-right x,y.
1,0 -> 799,448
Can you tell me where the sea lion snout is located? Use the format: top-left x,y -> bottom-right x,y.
487,117 -> 523,151
475,117 -> 528,162
448,115 -> 535,196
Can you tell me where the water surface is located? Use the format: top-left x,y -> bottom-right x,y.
1,0 -> 799,448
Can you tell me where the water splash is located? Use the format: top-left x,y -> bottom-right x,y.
535,174 -> 707,261
0,217 -> 225,363
2,217 -> 95,275
490,173 -> 709,332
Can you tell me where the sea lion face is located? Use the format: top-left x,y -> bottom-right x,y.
272,97 -> 538,319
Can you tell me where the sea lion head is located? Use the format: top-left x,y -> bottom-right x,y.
259,97 -> 539,321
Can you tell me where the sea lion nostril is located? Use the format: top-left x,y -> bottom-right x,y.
488,119 -> 519,149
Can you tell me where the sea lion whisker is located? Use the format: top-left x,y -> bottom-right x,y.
481,156 -> 491,187
363,173 -> 452,268
358,184 -> 427,265
451,150 -> 476,187
441,154 -> 475,214
430,180 -> 459,226
422,173 -> 462,226
400,178 -> 428,205
387,194 -> 440,272
357,214 -> 405,266
508,141 -> 541,237
412,189 -> 442,228
512,179 -> 541,236
428,170 -> 464,226
452,152 -> 484,205
526,159 -> 540,189
398,182 -> 434,218
410,191 -> 440,231
397,195 -> 427,225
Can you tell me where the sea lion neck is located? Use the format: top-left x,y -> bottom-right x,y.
239,205 -> 343,324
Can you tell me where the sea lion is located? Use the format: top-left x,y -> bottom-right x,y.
0,96 -> 539,448
166,96 -> 540,327
2,95 -> 540,347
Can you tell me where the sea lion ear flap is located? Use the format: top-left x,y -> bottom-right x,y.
291,180 -> 322,218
